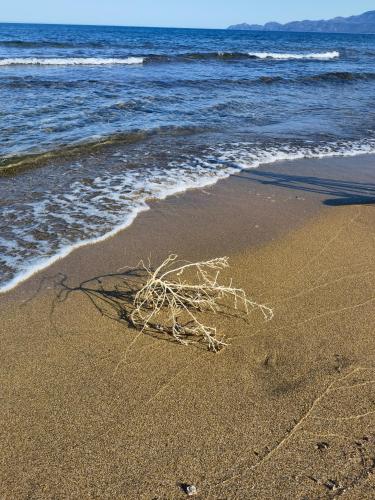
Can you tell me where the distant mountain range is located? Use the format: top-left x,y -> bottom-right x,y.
228,10 -> 375,34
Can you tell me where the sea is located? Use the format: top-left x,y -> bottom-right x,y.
1,23 -> 375,292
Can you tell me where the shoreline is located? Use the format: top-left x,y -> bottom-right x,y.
0,154 -> 374,498
0,156 -> 325,301
0,167 -> 230,295
2,151 -> 375,298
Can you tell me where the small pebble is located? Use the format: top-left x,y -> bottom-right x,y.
325,479 -> 339,491
186,484 -> 197,496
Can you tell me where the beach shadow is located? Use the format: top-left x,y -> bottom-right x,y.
55,269 -> 144,326
51,269 -> 187,345
52,268 -> 249,347
234,170 -> 375,206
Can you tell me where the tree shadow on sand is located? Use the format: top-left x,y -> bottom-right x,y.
53,265 -> 254,349
55,269 -> 143,325
234,170 -> 375,206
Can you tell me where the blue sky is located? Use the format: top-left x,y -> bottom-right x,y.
1,1 -> 374,28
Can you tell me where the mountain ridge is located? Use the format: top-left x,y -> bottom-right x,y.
228,10 -> 375,34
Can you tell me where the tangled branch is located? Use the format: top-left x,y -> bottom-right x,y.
130,254 -> 273,352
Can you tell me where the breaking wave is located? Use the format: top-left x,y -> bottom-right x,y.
0,52 -> 341,67
146,51 -> 341,62
0,57 -> 144,66
247,51 -> 340,60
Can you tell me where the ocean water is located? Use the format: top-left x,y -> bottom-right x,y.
1,23 -> 375,291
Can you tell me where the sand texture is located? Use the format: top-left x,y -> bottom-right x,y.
0,156 -> 375,498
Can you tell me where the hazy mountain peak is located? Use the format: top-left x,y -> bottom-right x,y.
228,10 -> 375,33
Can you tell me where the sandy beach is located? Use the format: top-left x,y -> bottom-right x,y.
1,155 -> 375,498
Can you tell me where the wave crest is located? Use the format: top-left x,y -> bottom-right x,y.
0,52 -> 341,67
0,57 -> 144,66
248,51 -> 340,60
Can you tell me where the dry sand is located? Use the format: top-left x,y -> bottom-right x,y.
0,155 -> 375,498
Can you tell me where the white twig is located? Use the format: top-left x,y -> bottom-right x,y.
130,254 -> 273,352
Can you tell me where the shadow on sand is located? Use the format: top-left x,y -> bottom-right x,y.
55,269 -> 144,326
50,269 -> 185,345
50,269 -> 248,348
234,170 -> 375,206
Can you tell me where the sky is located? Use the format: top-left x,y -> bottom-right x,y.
1,1 -> 374,29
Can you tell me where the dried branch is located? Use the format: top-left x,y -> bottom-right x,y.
130,254 -> 273,352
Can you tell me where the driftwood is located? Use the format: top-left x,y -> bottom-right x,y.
130,254 -> 273,352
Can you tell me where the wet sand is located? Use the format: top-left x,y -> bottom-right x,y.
1,155 -> 375,498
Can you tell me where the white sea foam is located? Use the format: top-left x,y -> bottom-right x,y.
0,57 -> 144,66
248,51 -> 340,60
0,167 -> 227,293
1,138 -> 375,294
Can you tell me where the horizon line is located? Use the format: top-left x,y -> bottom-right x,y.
0,20 -> 226,30
0,9 -> 373,33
